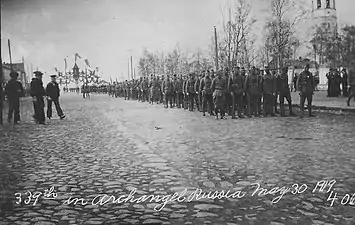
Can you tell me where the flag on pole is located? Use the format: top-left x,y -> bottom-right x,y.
75,53 -> 82,62
54,67 -> 58,72
64,58 -> 67,71
75,53 -> 82,59
84,59 -> 91,68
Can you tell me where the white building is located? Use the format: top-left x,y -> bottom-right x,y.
309,0 -> 340,85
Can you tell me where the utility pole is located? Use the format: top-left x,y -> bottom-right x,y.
131,56 -> 133,80
214,26 -> 219,72
228,8 -> 232,70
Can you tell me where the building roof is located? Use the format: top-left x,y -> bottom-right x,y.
287,59 -> 319,69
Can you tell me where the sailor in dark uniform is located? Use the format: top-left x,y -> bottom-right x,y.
30,71 -> 46,124
4,71 -> 24,124
46,75 -> 65,120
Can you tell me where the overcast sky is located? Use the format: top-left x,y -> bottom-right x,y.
1,0 -> 354,83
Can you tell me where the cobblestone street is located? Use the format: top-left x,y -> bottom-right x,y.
1,93 -> 355,225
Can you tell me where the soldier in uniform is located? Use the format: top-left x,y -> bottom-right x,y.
142,77 -> 149,102
228,67 -> 245,119
297,64 -> 316,118
194,72 -> 202,112
211,70 -> 227,119
162,75 -> 174,108
175,74 -> 184,108
30,71 -> 46,124
200,70 -> 214,116
4,71 -> 24,124
46,75 -> 65,120
151,76 -> 160,104
185,73 -> 197,111
245,66 -> 261,117
158,76 -> 163,104
115,82 -> 119,98
261,65 -> 276,117
277,66 -> 295,117
182,75 -> 189,110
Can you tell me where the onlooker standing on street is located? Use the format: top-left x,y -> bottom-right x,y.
341,68 -> 348,97
292,73 -> 298,92
347,69 -> 355,107
4,71 -> 24,124
30,71 -> 46,124
46,75 -> 65,120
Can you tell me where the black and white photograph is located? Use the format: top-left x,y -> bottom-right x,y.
0,0 -> 354,224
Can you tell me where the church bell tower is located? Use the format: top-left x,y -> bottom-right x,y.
312,0 -> 338,36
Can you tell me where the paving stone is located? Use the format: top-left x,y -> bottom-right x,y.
1,94 -> 354,225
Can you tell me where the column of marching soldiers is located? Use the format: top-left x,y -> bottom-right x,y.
107,64 -> 317,119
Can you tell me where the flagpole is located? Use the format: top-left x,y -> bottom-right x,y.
128,59 -> 130,80
8,39 -> 13,70
131,56 -> 133,80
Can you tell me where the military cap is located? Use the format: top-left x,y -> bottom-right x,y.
50,74 -> 57,78
174,74 -> 177,77
33,71 -> 43,76
264,65 -> 269,69
10,71 -> 19,78
241,67 -> 245,70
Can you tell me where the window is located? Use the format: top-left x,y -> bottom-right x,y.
326,0 -> 330,8
317,0 -> 321,9
333,0 -> 336,9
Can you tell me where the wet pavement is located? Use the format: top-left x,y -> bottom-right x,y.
1,93 -> 354,225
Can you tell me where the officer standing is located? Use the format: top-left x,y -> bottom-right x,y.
261,65 -> 276,117
4,71 -> 24,124
46,75 -> 65,120
30,71 -> 46,124
297,64 -> 315,118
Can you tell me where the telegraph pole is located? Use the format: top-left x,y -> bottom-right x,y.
0,55 -> 3,125
214,26 -> 219,72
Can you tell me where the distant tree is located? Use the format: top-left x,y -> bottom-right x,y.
264,0 -> 307,68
